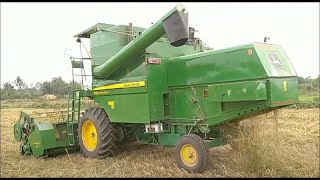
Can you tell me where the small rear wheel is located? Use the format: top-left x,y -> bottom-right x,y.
175,134 -> 209,173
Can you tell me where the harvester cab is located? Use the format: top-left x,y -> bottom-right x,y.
14,3 -> 298,173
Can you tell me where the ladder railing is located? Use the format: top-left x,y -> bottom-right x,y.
67,90 -> 81,122
66,57 -> 92,145
66,90 -> 81,145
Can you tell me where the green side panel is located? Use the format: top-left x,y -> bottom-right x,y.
28,121 -> 57,156
90,31 -> 120,66
168,87 -> 207,122
167,44 -> 267,87
168,86 -> 223,122
206,100 -> 270,126
218,81 -> 267,102
254,43 -> 297,77
204,101 -> 222,120
94,93 -> 150,124
168,88 -> 192,120
37,122 -> 57,150
195,86 -> 220,121
221,101 -> 268,112
146,62 -> 168,121
208,84 -> 223,102
27,128 -> 44,156
158,133 -> 181,146
269,78 -> 299,107
166,82 -> 271,126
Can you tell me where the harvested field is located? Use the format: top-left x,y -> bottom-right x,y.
1,104 -> 319,177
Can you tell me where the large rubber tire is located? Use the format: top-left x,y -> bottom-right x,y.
78,107 -> 116,158
175,134 -> 209,173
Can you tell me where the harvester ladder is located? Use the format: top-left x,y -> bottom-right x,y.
67,56 -> 92,146
68,90 -> 82,122
66,90 -> 81,145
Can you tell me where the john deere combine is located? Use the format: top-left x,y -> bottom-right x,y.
14,4 -> 299,173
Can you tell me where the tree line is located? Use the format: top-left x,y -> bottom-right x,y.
1,76 -> 81,100
297,76 -> 320,96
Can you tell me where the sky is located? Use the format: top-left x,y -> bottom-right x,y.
1,2 -> 319,87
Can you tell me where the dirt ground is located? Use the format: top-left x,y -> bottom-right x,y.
1,107 -> 319,178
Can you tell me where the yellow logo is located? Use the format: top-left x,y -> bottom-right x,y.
108,101 -> 115,109
283,81 -> 287,92
93,91 -> 109,95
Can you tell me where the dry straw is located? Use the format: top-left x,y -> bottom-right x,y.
1,105 -> 319,177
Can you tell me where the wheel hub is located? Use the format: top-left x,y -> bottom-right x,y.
81,120 -> 98,151
180,144 -> 198,167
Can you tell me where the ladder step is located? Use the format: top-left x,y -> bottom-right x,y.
67,89 -> 81,145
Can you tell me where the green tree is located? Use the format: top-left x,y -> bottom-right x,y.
14,76 -> 27,89
1,82 -> 15,99
3,82 -> 15,91
40,81 -> 53,95
40,77 -> 73,97
51,77 -> 68,96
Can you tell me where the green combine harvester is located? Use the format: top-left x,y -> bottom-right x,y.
14,4 -> 299,173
